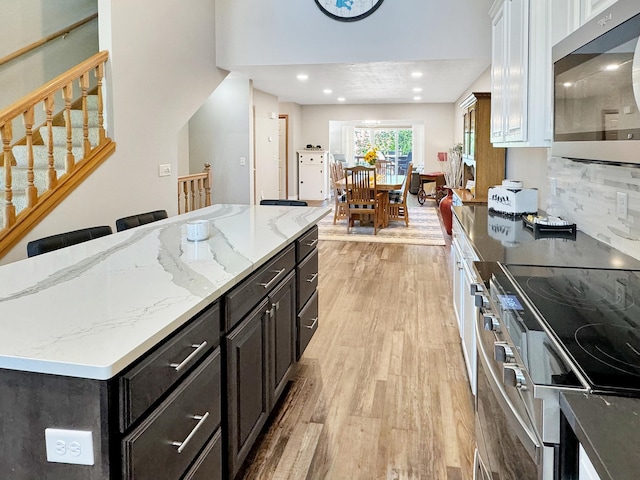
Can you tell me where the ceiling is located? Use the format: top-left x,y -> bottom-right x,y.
230,58 -> 491,105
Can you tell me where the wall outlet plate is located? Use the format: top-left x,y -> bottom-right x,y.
45,429 -> 94,465
617,192 -> 628,219
158,164 -> 172,177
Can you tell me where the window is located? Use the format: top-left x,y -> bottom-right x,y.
354,127 -> 413,174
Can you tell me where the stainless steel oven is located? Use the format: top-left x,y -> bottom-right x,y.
473,263 -> 588,480
552,0 -> 640,164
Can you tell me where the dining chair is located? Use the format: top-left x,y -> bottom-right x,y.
375,159 -> 394,176
344,165 -> 384,234
329,162 -> 347,224
387,163 -> 413,227
115,209 -> 168,232
27,226 -> 113,257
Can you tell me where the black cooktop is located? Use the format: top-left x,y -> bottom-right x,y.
504,265 -> 640,397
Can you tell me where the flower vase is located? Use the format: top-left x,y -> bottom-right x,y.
439,187 -> 453,235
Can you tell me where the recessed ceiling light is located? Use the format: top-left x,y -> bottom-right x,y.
605,64 -> 619,71
323,89 -> 333,94
411,72 -> 423,78
413,96 -> 422,101
563,82 -> 572,87
413,87 -> 423,92
297,74 -> 309,81
337,97 -> 346,102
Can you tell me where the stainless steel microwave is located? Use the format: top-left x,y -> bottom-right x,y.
552,0 -> 640,164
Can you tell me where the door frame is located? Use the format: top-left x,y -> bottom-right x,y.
278,114 -> 289,199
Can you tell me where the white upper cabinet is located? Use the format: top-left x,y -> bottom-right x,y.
490,0 -> 551,147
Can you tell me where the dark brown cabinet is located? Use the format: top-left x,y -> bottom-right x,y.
269,271 -> 296,404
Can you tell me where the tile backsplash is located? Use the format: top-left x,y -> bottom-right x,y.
547,156 -> 640,261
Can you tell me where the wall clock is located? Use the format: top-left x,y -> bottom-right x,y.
314,0 -> 385,22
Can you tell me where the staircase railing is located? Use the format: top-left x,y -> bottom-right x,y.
178,163 -> 212,214
0,50 -> 115,258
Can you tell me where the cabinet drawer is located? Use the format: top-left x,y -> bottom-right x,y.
297,291 -> 318,359
226,244 -> 295,331
119,302 -> 221,431
297,249 -> 318,311
296,226 -> 318,263
181,428 -> 222,480
122,349 -> 221,480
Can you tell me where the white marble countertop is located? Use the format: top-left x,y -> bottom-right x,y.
0,204 -> 330,380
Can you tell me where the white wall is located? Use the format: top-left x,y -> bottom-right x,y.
253,89 -> 280,201
298,103 -> 455,173
278,102 -> 303,197
189,76 -> 251,205
2,0 -> 227,264
215,0 -> 493,67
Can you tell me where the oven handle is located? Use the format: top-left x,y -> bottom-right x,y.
476,315 -> 542,465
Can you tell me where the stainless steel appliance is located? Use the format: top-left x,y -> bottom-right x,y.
473,263 -> 640,479
552,0 -> 640,164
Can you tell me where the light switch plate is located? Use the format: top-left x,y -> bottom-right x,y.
158,164 -> 172,177
45,429 -> 94,465
617,192 -> 628,219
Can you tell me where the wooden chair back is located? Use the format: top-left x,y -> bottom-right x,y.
345,166 -> 377,205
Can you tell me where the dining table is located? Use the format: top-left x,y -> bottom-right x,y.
336,172 -> 406,228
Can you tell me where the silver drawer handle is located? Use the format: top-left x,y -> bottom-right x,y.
305,317 -> 318,330
258,268 -> 286,289
306,273 -> 319,283
169,341 -> 208,372
171,412 -> 210,454
305,238 -> 318,247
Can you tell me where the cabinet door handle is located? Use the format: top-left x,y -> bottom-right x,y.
259,268 -> 286,289
171,412 -> 210,454
306,273 -> 319,283
305,238 -> 318,247
305,317 -> 318,330
169,341 -> 208,372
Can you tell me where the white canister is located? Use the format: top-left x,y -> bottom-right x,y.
186,220 -> 209,241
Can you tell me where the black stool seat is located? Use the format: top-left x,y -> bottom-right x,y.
27,226 -> 113,257
260,199 -> 308,206
116,210 -> 168,232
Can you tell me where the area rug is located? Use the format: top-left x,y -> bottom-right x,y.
318,207 -> 446,246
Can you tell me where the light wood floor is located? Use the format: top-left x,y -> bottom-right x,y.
239,197 -> 475,480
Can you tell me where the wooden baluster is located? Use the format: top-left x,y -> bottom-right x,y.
43,96 -> 58,189
204,163 -> 212,207
197,178 -> 203,209
95,62 -> 106,144
80,73 -> 91,157
0,122 -> 16,228
23,107 -> 37,207
177,182 -> 183,215
183,181 -> 190,213
62,82 -> 75,173
190,180 -> 196,212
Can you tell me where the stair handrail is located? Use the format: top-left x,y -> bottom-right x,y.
0,14 -> 98,68
0,50 -> 114,260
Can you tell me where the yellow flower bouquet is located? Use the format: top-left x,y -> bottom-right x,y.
364,147 -> 378,165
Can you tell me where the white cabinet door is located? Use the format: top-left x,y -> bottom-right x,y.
490,0 -> 552,148
491,1 -> 507,143
461,262 -> 478,396
505,0 -> 529,143
452,239 -> 464,336
581,0 -> 618,23
551,0 -> 581,46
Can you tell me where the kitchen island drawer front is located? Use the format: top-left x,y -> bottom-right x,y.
296,226 -> 318,262
226,244 -> 295,331
122,349 -> 221,480
119,302 -> 221,431
297,291 -> 318,359
181,428 -> 222,480
296,248 -> 318,311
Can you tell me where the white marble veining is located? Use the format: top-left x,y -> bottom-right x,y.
0,204 -> 330,380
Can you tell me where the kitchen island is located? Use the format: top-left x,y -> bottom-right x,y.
0,203 -> 330,479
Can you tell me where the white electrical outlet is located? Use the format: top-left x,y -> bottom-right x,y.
240,157 -> 246,166
158,164 -> 172,177
45,429 -> 94,465
550,177 -> 557,196
617,192 -> 628,219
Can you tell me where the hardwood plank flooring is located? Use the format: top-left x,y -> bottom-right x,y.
239,200 -> 475,480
